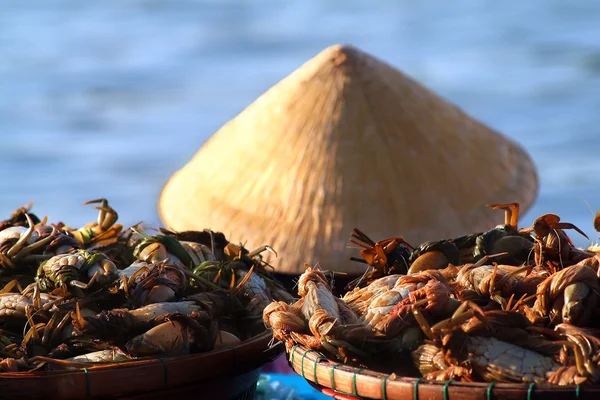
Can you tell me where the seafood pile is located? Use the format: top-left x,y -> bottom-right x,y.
0,199 -> 293,372
264,203 -> 600,385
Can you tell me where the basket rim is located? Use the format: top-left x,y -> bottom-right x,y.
1,330 -> 279,378
288,343 -> 600,400
0,330 -> 282,399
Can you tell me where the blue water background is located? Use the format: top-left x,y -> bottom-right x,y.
2,1 -> 600,249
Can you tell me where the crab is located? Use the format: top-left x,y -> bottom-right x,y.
0,213 -> 56,271
68,199 -> 123,247
346,229 -> 414,289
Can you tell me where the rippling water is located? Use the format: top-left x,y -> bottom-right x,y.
2,1 -> 600,248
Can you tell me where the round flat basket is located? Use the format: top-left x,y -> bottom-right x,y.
288,343 -> 600,400
0,330 -> 282,400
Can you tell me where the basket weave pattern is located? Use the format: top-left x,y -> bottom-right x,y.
289,343 -> 599,400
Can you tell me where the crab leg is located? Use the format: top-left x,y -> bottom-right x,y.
430,301 -> 487,332
247,245 -> 277,258
14,226 -> 57,261
6,214 -> 35,258
487,203 -> 520,230
41,312 -> 59,346
49,312 -> 73,346
350,228 -> 376,247
412,303 -> 434,340
552,223 -> 589,240
0,280 -> 23,294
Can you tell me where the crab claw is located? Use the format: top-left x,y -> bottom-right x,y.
247,245 -> 278,259
532,214 -> 588,240
553,222 -> 589,240
92,206 -> 119,231
83,198 -> 119,231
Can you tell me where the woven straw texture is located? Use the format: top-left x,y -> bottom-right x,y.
159,44 -> 538,274
289,343 -> 598,400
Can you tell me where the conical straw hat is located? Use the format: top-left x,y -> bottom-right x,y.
159,44 -> 538,275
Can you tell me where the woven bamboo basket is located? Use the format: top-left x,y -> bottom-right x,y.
0,330 -> 282,400
288,343 -> 600,400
